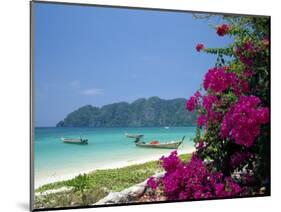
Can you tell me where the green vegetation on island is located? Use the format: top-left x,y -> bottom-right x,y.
56,97 -> 196,127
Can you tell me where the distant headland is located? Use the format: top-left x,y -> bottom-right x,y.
56,96 -> 196,127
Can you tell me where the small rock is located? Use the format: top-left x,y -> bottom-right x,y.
121,184 -> 145,198
94,172 -> 165,205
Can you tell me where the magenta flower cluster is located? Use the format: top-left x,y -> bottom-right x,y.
196,114 -> 207,127
203,67 -> 245,94
147,22 -> 269,202
214,177 -> 241,197
203,67 -> 231,93
185,95 -> 198,112
220,95 -> 269,147
202,95 -> 218,111
202,95 -> 222,123
216,24 -> 230,36
196,43 -> 204,52
147,177 -> 158,190
185,91 -> 201,111
242,69 -> 253,78
203,67 -> 250,97
147,151 -> 242,200
229,151 -> 253,169
186,92 -> 222,127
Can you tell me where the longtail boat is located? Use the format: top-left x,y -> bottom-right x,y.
61,137 -> 88,145
135,136 -> 185,149
125,133 -> 144,139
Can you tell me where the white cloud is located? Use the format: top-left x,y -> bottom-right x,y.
81,88 -> 103,96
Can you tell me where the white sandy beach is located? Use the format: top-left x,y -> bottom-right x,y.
35,146 -> 195,189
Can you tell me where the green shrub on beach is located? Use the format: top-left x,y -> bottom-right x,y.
66,174 -> 91,205
67,174 -> 90,193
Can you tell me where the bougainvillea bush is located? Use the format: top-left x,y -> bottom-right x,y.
147,16 -> 270,200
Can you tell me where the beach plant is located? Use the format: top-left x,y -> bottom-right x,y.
67,174 -> 90,193
67,174 -> 91,205
147,16 -> 270,199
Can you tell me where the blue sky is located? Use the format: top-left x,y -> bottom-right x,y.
34,2 -> 232,127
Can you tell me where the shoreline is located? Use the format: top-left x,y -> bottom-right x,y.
35,147 -> 195,189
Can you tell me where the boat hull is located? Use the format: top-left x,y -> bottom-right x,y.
125,133 -> 144,139
61,138 -> 88,145
135,141 -> 182,149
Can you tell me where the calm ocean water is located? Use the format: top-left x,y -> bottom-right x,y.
34,127 -> 196,184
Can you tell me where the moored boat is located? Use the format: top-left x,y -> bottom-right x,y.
61,137 -> 88,145
135,136 -> 185,149
125,133 -> 144,139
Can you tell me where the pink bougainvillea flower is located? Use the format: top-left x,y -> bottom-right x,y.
202,95 -> 218,111
220,95 -> 269,147
216,24 -> 230,36
194,91 -> 202,98
153,152 -> 242,200
239,79 -> 249,93
185,96 -> 197,111
242,69 -> 253,78
239,55 -> 253,66
196,43 -> 204,52
203,67 -> 239,93
185,91 -> 201,112
146,177 -> 158,190
197,114 -> 207,127
243,41 -> 255,53
229,152 -> 252,169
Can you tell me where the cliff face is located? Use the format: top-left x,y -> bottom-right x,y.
56,97 -> 196,127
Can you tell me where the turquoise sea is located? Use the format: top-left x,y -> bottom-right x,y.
34,127 -> 196,187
